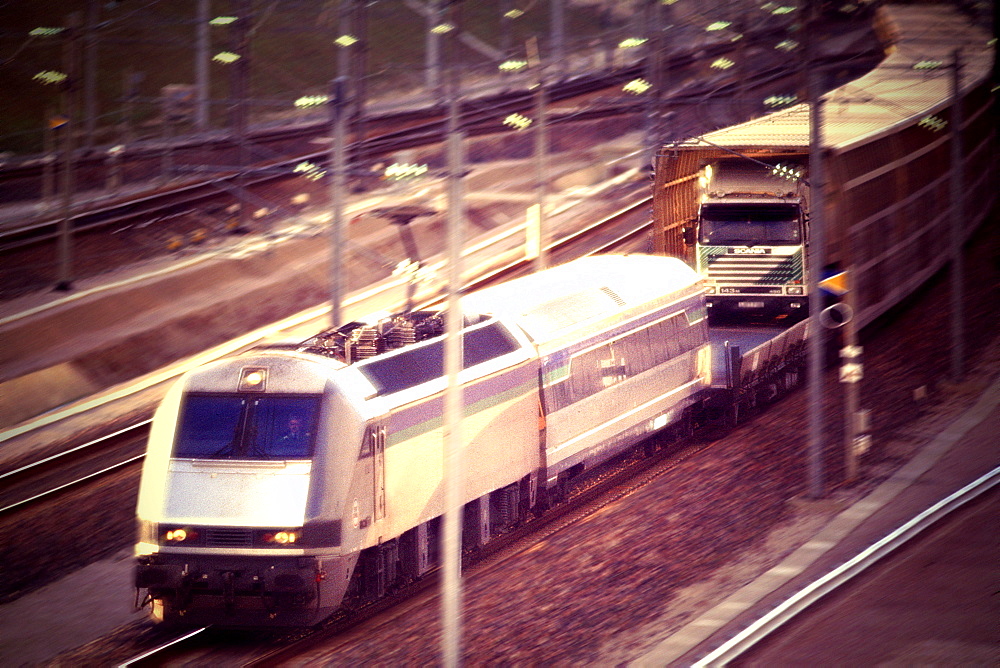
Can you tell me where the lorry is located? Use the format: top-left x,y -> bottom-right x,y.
653,142 -> 811,322
688,158 -> 808,319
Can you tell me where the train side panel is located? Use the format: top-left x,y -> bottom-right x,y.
369,361 -> 540,544
540,290 -> 711,477
463,254 -> 711,487
349,319 -> 540,548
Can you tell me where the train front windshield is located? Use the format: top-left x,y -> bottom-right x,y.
699,203 -> 801,245
173,394 -> 321,460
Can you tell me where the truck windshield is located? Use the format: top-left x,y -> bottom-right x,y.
173,394 -> 321,460
699,204 -> 801,245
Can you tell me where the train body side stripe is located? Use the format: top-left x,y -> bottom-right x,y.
386,369 -> 538,447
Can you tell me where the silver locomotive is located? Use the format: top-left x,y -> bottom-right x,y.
134,254 -> 712,626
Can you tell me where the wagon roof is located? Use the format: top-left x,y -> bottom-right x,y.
675,5 -> 993,154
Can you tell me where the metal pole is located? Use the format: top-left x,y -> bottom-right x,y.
83,0 -> 99,149
533,69 -> 549,272
330,1 -> 353,330
805,58 -> 826,498
500,0 -> 512,72
643,0 -> 662,156
41,108 -> 56,210
442,98 -> 465,667
160,118 -> 173,183
550,0 -> 565,80
330,77 -> 348,330
841,294 -> 860,482
659,1 -> 674,144
734,1 -> 748,122
231,0 -> 252,232
426,0 -> 443,98
195,0 -> 210,131
442,9 -> 466,666
948,49 -> 965,382
123,70 -> 136,147
106,144 -> 123,192
337,2 -> 352,91
56,12 -> 81,292
352,0 -> 369,169
55,117 -> 74,291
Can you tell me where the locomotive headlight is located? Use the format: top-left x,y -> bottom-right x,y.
239,367 -> 268,392
163,527 -> 197,542
272,530 -> 299,544
254,528 -> 302,548
165,529 -> 186,541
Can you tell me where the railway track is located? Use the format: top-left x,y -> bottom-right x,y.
0,31 -> 878,263
693,465 -> 1000,666
0,421 -> 148,515
0,99 -> 642,252
0,18 -> 811,208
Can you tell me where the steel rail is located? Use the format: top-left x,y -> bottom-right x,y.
0,101 -> 636,253
0,419 -> 149,482
115,626 -> 209,668
0,452 -> 145,515
693,465 -> 1000,666
0,420 -> 151,515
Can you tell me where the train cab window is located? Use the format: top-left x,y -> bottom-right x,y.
174,394 -> 320,460
248,396 -> 320,459
173,395 -> 244,458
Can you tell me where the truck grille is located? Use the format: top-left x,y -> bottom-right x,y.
702,249 -> 803,285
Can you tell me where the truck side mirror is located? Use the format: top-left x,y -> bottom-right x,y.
682,226 -> 695,245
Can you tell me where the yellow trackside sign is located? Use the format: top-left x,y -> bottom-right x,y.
819,271 -> 849,296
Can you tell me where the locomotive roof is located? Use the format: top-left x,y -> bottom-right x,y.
675,5 -> 993,154
461,254 -> 700,344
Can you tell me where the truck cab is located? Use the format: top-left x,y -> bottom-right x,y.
686,159 -> 808,321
